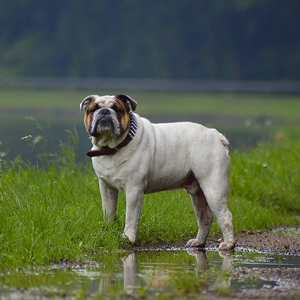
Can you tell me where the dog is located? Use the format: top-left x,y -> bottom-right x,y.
80,94 -> 234,250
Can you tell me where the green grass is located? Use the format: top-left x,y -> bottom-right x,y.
1,136 -> 299,270
229,137 -> 300,231
1,87 -> 300,119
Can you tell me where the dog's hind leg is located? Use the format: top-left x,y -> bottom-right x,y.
186,184 -> 213,247
200,176 -> 235,250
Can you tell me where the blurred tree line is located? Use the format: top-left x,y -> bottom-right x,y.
0,0 -> 299,80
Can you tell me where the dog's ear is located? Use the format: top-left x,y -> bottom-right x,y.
115,94 -> 137,112
80,95 -> 97,111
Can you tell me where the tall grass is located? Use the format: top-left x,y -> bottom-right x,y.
0,136 -> 299,269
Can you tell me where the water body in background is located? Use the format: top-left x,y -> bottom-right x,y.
0,108 -> 275,163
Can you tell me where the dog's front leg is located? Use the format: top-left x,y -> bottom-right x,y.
99,180 -> 119,218
123,188 -> 144,244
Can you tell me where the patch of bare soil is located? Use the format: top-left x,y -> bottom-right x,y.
135,228 -> 300,255
234,229 -> 300,256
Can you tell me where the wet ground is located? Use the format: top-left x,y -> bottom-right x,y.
0,228 -> 299,300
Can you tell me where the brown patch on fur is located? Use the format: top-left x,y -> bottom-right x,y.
114,98 -> 130,132
84,102 -> 99,131
84,113 -> 92,132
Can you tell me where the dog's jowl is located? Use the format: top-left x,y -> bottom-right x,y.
80,94 -> 235,250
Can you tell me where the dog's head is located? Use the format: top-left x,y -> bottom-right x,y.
80,94 -> 137,146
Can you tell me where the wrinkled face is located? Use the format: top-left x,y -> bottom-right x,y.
80,95 -> 137,140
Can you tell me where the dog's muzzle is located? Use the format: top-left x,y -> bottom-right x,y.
90,109 -> 114,137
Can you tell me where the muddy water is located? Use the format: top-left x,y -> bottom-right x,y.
1,249 -> 299,299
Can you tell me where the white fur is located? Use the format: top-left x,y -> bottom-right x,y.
90,111 -> 235,250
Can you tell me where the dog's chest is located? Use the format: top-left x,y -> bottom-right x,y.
92,157 -> 127,190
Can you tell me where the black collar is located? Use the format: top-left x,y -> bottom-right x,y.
87,112 -> 137,157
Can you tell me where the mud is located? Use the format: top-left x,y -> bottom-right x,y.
133,227 -> 300,255
233,227 -> 300,256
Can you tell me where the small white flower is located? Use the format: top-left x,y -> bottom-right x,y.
22,135 -> 33,141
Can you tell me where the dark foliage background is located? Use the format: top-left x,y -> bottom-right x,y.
0,0 -> 299,80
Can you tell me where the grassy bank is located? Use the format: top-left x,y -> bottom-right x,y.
0,137 -> 299,269
1,87 -> 300,118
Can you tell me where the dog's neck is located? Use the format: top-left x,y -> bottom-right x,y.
87,112 -> 137,157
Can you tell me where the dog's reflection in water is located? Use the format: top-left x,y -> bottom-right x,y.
121,250 -> 233,294
188,249 -> 233,292
122,252 -> 138,294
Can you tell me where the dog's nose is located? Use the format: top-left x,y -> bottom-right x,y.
100,108 -> 110,115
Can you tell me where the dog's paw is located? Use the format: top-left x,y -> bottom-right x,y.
119,234 -> 131,248
121,232 -> 136,244
219,241 -> 235,250
186,238 -> 205,248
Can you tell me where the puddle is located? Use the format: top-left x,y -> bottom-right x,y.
0,250 -> 300,299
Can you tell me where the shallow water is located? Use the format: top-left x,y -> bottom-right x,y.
1,249 -> 299,298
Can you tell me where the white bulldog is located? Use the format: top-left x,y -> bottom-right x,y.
80,94 -> 234,250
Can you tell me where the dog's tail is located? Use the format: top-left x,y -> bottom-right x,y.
218,133 -> 229,155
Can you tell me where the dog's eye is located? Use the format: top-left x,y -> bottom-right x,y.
88,107 -> 99,113
112,105 -> 122,114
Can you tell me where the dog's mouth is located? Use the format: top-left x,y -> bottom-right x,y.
89,116 -> 114,137
98,116 -> 112,128
89,110 -> 124,138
